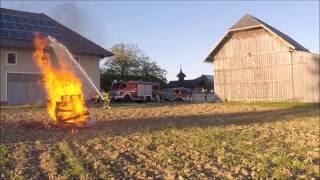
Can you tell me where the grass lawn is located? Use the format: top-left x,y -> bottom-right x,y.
0,102 -> 319,179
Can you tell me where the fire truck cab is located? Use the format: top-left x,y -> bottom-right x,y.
110,81 -> 160,102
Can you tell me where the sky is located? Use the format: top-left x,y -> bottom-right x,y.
1,1 -> 319,81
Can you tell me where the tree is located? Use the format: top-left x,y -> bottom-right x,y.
101,43 -> 167,90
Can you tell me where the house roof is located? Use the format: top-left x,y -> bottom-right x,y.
166,75 -> 213,89
204,14 -> 309,62
0,8 -> 113,58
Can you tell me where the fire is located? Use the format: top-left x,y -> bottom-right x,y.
33,33 -> 88,126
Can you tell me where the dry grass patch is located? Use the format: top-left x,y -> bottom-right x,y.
1,102 -> 319,179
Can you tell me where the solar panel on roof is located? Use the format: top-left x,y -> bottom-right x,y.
50,27 -> 58,33
0,13 -> 60,40
30,18 -> 39,25
40,26 -> 49,33
20,16 -> 29,23
0,29 -> 10,38
6,22 -> 16,29
33,25 -> 41,31
12,16 -> 21,23
9,30 -> 18,38
0,21 -> 6,28
16,23 -> 24,30
26,32 -> 32,39
4,14 -> 13,22
45,20 -> 54,26
24,24 -> 32,31
38,32 -> 48,37
38,19 -> 46,26
29,25 -> 36,31
18,31 -> 28,39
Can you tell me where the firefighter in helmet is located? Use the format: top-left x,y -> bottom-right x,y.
101,91 -> 111,109
95,93 -> 100,103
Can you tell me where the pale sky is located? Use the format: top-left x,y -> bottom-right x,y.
1,1 -> 319,81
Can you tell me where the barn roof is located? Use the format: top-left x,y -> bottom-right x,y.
0,8 -> 113,58
204,14 -> 309,62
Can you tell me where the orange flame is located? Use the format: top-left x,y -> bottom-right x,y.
33,33 -> 87,125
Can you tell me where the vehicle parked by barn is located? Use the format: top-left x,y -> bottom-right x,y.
110,81 -> 160,102
161,88 -> 192,102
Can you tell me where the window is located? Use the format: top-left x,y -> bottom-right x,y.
73,56 -> 80,65
121,83 -> 127,88
7,52 -> 17,65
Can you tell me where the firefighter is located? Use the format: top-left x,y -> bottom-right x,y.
102,91 -> 111,109
95,93 -> 100,103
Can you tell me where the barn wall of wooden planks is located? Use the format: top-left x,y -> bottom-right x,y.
213,28 -> 320,102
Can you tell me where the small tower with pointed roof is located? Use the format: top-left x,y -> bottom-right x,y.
177,65 -> 186,82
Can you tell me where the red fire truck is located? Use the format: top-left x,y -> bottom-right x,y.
110,81 -> 160,102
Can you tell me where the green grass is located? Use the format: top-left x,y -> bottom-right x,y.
0,145 -> 9,167
54,141 -> 89,179
0,145 -> 11,178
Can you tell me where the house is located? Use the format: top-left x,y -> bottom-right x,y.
166,67 -> 213,93
0,8 -> 113,105
204,14 -> 319,102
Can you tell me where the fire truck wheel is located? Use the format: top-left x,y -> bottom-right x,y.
123,94 -> 132,102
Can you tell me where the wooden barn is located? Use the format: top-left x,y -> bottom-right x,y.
204,14 -> 319,102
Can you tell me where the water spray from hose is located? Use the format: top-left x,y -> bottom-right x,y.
48,36 -> 104,100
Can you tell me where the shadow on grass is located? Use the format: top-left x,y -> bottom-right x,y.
93,103 -> 319,131
1,103 -> 319,144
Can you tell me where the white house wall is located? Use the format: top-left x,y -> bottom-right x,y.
0,47 -> 101,104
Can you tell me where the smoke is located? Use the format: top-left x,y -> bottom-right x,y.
48,2 -> 108,48
50,3 -> 85,33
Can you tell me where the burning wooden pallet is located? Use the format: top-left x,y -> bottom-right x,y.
55,95 -> 90,127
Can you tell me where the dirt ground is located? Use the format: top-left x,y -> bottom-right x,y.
0,102 -> 319,179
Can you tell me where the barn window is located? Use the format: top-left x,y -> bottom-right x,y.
7,52 -> 17,65
72,56 -> 80,65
